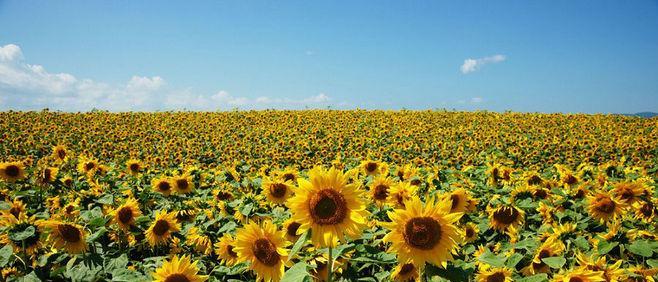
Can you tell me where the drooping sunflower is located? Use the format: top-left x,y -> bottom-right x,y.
381,196 -> 462,268
369,175 -> 394,206
39,220 -> 87,254
391,262 -> 419,282
215,233 -> 239,266
287,166 -> 369,248
0,162 -> 26,182
173,174 -> 195,194
576,253 -> 626,282
261,176 -> 293,205
152,176 -> 174,196
186,227 -> 214,255
145,210 -> 180,246
388,181 -> 416,209
487,205 -> 524,232
552,268 -> 605,282
476,267 -> 513,282
110,198 -> 142,231
125,159 -> 144,176
586,191 -> 624,223
152,255 -> 207,282
234,220 -> 289,282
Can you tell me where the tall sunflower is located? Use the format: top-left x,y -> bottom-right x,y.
261,176 -> 293,205
586,191 -> 624,223
145,210 -> 180,246
39,220 -> 87,254
381,196 -> 462,268
152,176 -> 174,196
360,160 -> 388,176
369,176 -> 394,206
487,205 -> 524,232
287,166 -> 369,248
152,255 -> 207,282
234,220 -> 289,282
214,233 -> 239,266
111,198 -> 142,231
0,162 -> 26,182
51,145 -> 68,163
173,174 -> 195,194
444,188 -> 472,213
125,159 -> 144,176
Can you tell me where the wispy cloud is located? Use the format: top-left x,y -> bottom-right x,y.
460,54 -> 506,74
0,44 -> 341,111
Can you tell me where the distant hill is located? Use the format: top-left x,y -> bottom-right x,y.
624,112 -> 658,118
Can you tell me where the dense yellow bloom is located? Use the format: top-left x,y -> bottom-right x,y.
39,220 -> 87,254
152,255 -> 207,282
145,210 -> 180,246
0,162 -> 26,182
234,220 -> 289,282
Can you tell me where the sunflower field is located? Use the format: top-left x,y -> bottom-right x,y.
0,110 -> 657,282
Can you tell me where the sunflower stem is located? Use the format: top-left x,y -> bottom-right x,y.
327,246 -> 333,282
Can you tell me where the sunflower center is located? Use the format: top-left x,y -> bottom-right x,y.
252,238 -> 280,266
403,217 -> 442,250
365,162 -> 378,173
619,188 -> 634,200
574,189 -> 585,199
85,162 -> 95,171
176,179 -> 189,190
309,189 -> 347,225
164,274 -> 190,282
492,207 -> 519,225
397,171 -> 405,180
5,165 -> 19,177
129,163 -> 140,172
9,207 -> 21,219
117,207 -> 134,224
269,183 -> 288,198
569,277 -> 584,282
595,198 -> 616,214
286,222 -> 301,237
528,175 -> 542,185
533,189 -> 548,199
57,224 -> 81,243
640,202 -> 653,217
450,194 -> 460,210
465,227 -> 475,238
158,181 -> 171,191
486,272 -> 506,282
373,184 -> 389,200
153,220 -> 170,236
538,249 -> 551,259
283,173 -> 295,181
564,175 -> 577,185
57,149 -> 67,159
227,245 -> 238,257
215,191 -> 232,200
410,179 -> 421,186
399,263 -> 415,275
43,168 -> 52,181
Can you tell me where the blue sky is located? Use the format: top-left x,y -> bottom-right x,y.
1,1 -> 657,113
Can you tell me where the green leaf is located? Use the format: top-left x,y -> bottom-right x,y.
86,227 -> 107,243
517,273 -> 549,282
280,262 -> 310,282
287,230 -> 310,261
572,237 -> 590,250
477,249 -> 506,267
627,240 -> 654,257
0,202 -> 11,210
9,226 -> 35,241
0,245 -> 13,267
597,241 -> 618,255
217,221 -> 237,233
96,194 -> 114,205
240,203 -> 253,216
647,259 -> 658,268
514,239 -> 537,251
506,253 -> 524,268
541,256 -> 566,269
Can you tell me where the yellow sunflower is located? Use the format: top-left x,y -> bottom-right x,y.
381,196 -> 462,268
125,159 -> 144,176
234,220 -> 289,282
391,262 -> 420,282
152,176 -> 174,196
39,166 -> 59,184
611,181 -> 644,204
0,162 -> 26,182
261,176 -> 293,205
444,188 -> 472,213
77,157 -> 99,175
51,145 -> 69,163
487,205 -> 524,232
476,267 -> 513,282
388,181 -> 416,209
283,219 -> 302,242
586,191 -> 624,223
173,174 -> 195,194
39,220 -> 87,254
0,214 -> 42,256
369,175 -> 394,206
187,227 -> 213,255
214,233 -> 239,266
111,198 -> 142,231
523,237 -> 564,275
633,199 -> 655,223
145,210 -> 180,246
287,166 -> 369,248
152,255 -> 207,282
360,160 -> 388,176
463,222 -> 479,243
552,268 -> 605,282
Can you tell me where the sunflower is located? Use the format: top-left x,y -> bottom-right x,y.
125,159 -> 144,176
287,166 -> 369,248
152,255 -> 207,282
276,168 -> 298,182
77,157 -> 99,175
0,162 -> 26,182
7,199 -> 26,220
360,160 -> 388,176
173,174 -> 195,194
0,214 -> 42,256
552,268 -> 605,282
444,188 -> 472,213
391,262 -> 419,282
487,205 -> 524,232
611,181 -> 644,204
234,220 -> 289,282
586,191 -> 624,223
38,166 -> 59,184
145,210 -> 180,246
152,176 -> 174,196
187,227 -> 214,255
576,253 -> 626,282
39,220 -> 87,254
523,237 -> 564,275
369,176 -> 394,206
633,199 -> 655,223
463,222 -> 479,243
111,198 -> 142,231
51,145 -> 69,163
388,181 -> 416,209
261,176 -> 293,205
283,219 -> 302,242
382,196 -> 462,268
476,267 -> 513,282
215,233 -> 239,266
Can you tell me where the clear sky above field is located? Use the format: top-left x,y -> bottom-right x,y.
1,1 -> 657,113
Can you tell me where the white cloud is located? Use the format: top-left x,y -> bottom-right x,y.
470,97 -> 483,103
460,54 -> 506,74
0,43 -> 343,111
